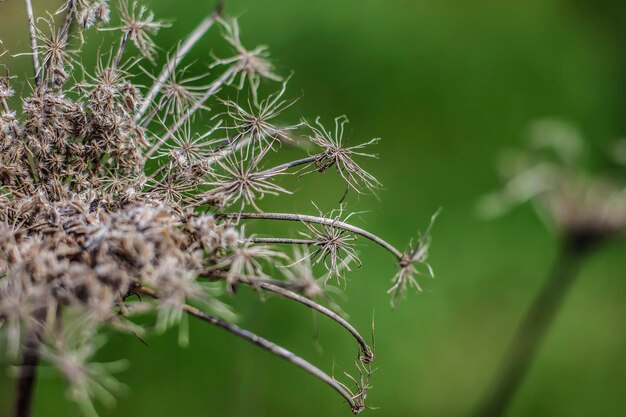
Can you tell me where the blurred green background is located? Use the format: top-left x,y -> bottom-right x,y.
1,0 -> 626,416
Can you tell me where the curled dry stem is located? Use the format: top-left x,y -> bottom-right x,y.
243,278 -> 374,363
136,286 -> 366,414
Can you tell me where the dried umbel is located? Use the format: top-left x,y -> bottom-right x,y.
0,1 -> 435,415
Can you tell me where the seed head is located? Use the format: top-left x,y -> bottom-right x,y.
211,17 -> 282,102
305,116 -> 381,195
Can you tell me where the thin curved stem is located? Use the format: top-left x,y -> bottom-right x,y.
195,270 -> 373,360
216,212 -> 404,260
136,286 -> 363,414
252,280 -> 374,363
199,273 -> 309,292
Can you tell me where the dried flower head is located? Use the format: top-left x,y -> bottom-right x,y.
390,210 -> 438,307
211,17 -> 281,103
0,1 -> 435,416
111,0 -> 169,61
305,116 -> 382,195
218,79 -> 301,157
300,205 -> 362,284
149,63 -> 212,119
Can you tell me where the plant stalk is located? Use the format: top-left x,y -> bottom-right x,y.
472,234 -> 599,417
217,211 -> 404,260
23,0 -> 40,86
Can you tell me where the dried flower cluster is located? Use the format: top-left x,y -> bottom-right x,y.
0,1 -> 435,415
479,119 -> 626,245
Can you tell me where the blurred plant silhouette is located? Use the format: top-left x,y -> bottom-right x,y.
475,119 -> 626,417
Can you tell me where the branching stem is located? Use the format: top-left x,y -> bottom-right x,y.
217,212 -> 404,260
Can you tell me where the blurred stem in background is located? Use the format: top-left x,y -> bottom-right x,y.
472,231 -> 604,417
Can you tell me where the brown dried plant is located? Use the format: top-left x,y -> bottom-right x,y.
0,1 -> 436,416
